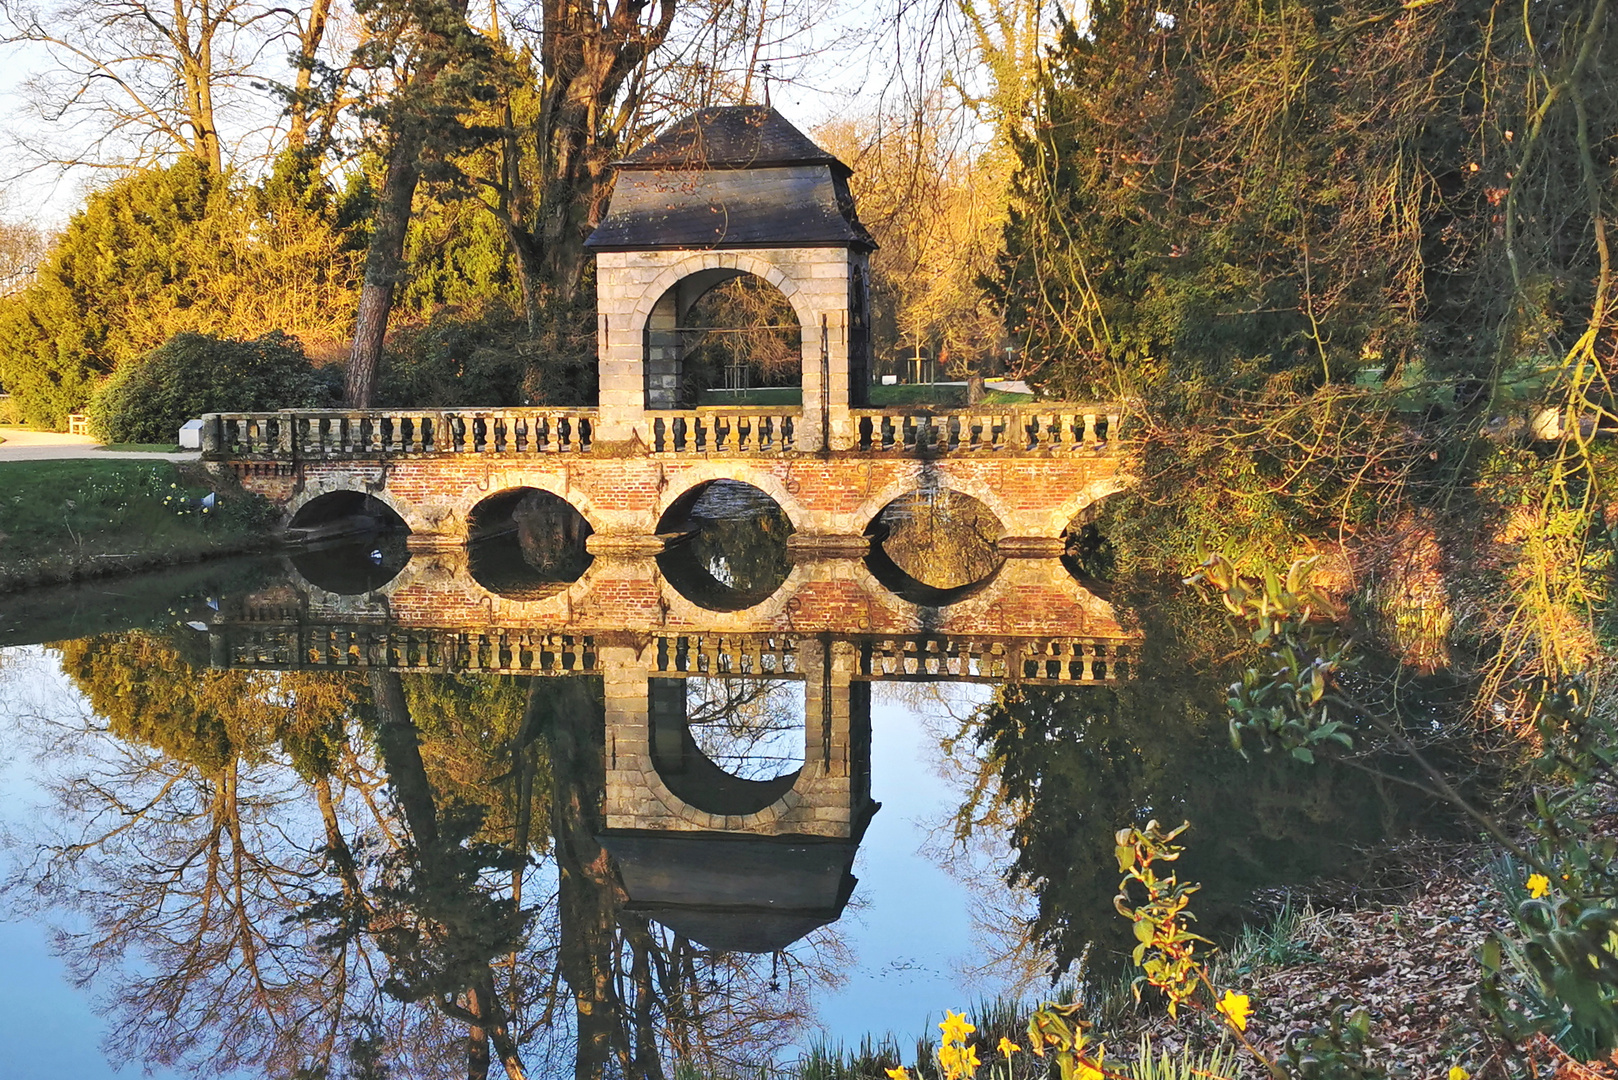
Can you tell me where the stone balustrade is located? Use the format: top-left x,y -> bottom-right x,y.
647,407 -> 798,454
204,408 -> 597,458
203,403 -> 1125,460
850,406 -> 1122,453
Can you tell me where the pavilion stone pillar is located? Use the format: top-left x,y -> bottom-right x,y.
585,106 -> 877,448
595,254 -> 646,444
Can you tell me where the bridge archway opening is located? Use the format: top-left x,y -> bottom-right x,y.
649,676 -> 805,817
287,491 -> 411,595
1060,507 -> 1115,585
467,488 -> 593,600
864,488 -> 1005,605
656,480 -> 794,611
645,271 -> 802,409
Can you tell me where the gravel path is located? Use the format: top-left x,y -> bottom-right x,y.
0,428 -> 200,462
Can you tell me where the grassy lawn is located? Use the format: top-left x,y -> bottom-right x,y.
101,442 -> 185,453
0,459 -> 278,592
695,386 -> 803,406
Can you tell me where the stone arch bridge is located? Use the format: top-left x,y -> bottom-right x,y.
202,106 -> 1131,557
205,403 -> 1131,556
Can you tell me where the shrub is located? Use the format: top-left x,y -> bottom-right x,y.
90,331 -> 339,444
379,299 -> 597,408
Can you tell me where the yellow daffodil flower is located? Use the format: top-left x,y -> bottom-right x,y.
939,1043 -> 963,1079
961,1044 -> 981,1074
997,1037 -> 1021,1057
1448,1068 -> 1470,1080
1216,990 -> 1253,1032
939,1010 -> 976,1045
1526,874 -> 1551,899
886,1069 -> 909,1080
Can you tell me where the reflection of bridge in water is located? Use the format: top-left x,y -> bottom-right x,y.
206,553 -> 1135,953
195,104 -> 1141,957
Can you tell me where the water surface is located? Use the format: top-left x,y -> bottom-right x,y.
0,526 -> 1455,1078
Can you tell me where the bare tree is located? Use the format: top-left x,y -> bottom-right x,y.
0,0 -> 338,173
0,219 -> 48,293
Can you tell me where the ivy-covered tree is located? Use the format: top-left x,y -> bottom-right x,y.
993,0 -> 1532,400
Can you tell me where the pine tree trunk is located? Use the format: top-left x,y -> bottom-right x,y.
345,138 -> 424,407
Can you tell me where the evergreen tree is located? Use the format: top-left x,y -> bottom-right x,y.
0,156 -> 361,427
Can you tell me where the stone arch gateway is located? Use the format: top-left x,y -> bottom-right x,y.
587,106 -> 876,450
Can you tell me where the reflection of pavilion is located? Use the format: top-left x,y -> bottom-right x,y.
599,637 -> 875,952
204,555 -> 1134,951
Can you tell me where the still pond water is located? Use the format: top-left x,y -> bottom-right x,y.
0,491 -> 1451,1079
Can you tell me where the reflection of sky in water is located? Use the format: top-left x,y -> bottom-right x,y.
0,646 -> 253,1080
685,677 -> 807,781
0,645 -> 1021,1076
808,683 -> 1020,1048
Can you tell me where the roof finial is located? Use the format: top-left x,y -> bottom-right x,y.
762,63 -> 772,108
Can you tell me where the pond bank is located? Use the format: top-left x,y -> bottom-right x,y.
1104,840 -> 1511,1078
0,459 -> 282,593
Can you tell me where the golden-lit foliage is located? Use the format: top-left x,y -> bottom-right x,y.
816,115 -> 1008,372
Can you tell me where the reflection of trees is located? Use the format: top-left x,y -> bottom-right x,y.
19,633 -> 391,1076
6,632 -> 846,1078
659,482 -> 794,608
947,588 -> 1456,978
685,677 -> 806,781
874,490 -> 1002,590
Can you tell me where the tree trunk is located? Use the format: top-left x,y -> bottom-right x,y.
345,137 -> 424,407
287,0 -> 335,153
542,676 -> 625,1080
344,0 -> 475,406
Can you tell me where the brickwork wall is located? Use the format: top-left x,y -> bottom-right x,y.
248,449 -> 1127,548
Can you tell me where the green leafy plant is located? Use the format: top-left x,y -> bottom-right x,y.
1183,554 -> 1353,763
90,331 -> 337,444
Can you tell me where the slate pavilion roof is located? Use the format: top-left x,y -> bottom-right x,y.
585,106 -> 874,252
600,828 -> 870,953
618,105 -> 848,173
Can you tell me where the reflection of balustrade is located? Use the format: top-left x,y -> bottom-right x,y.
206,409 -> 597,458
653,634 -> 800,677
648,408 -> 797,454
220,625 -> 599,674
214,623 -> 1125,684
851,407 -> 1122,453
